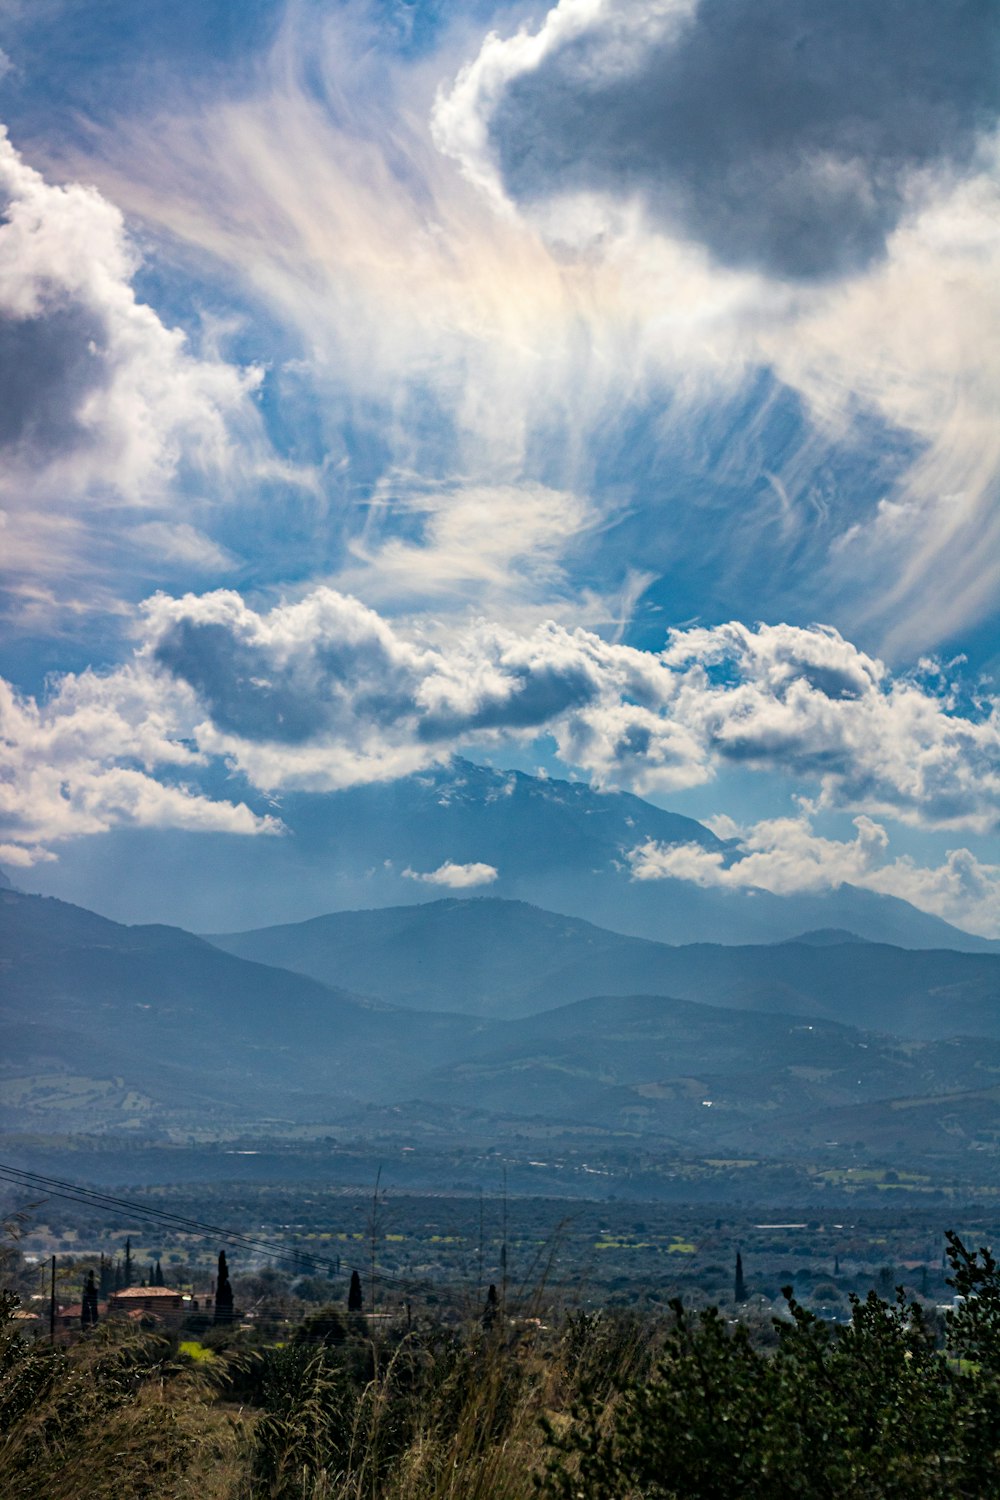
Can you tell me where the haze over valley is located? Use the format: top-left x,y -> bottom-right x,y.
4,764 -> 1000,1204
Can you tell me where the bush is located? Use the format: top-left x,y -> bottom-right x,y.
541,1239 -> 1000,1500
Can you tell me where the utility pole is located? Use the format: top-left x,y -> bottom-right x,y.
49,1254 -> 56,1344
369,1165 -> 382,1317
500,1165 -> 508,1314
478,1190 -> 484,1298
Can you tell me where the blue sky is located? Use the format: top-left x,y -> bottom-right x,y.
0,0 -> 998,934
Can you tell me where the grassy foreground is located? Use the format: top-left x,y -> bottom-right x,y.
4,1232 -> 1000,1498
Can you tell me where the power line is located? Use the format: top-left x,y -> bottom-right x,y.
0,1162 -> 323,1268
0,1161 -> 435,1297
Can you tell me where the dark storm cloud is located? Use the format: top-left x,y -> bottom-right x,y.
489,0 -> 1000,280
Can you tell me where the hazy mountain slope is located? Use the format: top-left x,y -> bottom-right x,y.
7,888 -> 1000,1171
564,875 -> 997,952
406,993 -> 1000,1140
521,936 -> 1000,1038
17,760 -> 995,950
0,889 -> 491,1110
211,897 -> 1000,1037
210,900 -> 644,1016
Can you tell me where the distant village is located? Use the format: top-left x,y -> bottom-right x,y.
12,1239 -> 238,1340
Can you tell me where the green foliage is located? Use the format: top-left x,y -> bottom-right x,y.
292,1304 -> 349,1347
947,1229 -> 1000,1374
6,1231 -> 1000,1499
541,1242 -> 1000,1500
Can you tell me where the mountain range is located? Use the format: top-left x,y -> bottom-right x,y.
3,883 -> 1000,1177
210,897 -> 1000,1036
16,759 -> 996,949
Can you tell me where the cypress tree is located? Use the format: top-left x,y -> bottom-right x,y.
98,1254 -> 112,1300
482,1283 -> 499,1331
81,1270 -> 99,1329
154,1259 -> 164,1287
123,1237 -> 133,1289
214,1250 -> 234,1324
734,1250 -> 747,1303
348,1269 -> 363,1313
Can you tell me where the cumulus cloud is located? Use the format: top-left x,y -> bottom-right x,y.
403,861 -> 499,888
656,621 -> 1000,829
137,587 -> 1000,828
3,584 -> 997,908
0,128 -> 276,621
0,668 -> 281,866
141,585 -> 615,791
628,816 -> 1000,939
440,0 -> 1000,282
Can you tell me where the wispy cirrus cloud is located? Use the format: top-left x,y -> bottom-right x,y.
433,0 -> 1000,655
47,0 -> 998,659
340,479 -> 603,616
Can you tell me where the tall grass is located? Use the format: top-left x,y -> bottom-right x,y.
0,1306 -> 242,1500
0,1281 -> 652,1500
242,1318 -> 553,1500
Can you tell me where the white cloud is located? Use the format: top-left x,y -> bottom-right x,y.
0,668 -> 281,865
433,0 -> 696,219
0,841 -> 55,868
0,128 -> 276,620
628,815 -> 890,895
403,861 -> 499,888
342,480 -> 596,607
430,0 -> 1000,654
654,621 -> 1000,830
130,522 -> 239,573
137,588 -> 1000,827
3,583 -> 997,924
54,7 -> 759,624
15,1 -> 990,661
763,152 -> 1000,653
628,816 -> 1000,939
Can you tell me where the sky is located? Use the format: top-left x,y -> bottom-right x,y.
0,0 -> 998,935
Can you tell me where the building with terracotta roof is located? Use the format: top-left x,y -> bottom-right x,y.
108,1285 -> 187,1324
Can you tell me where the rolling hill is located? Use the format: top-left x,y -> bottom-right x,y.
6,885 -> 1000,1175
210,897 -> 1000,1038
